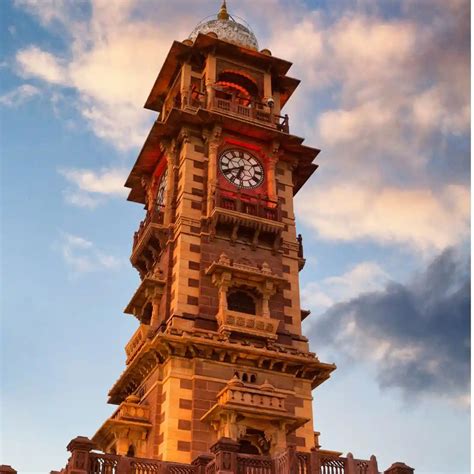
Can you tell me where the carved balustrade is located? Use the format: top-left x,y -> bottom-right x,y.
111,399 -> 150,424
133,207 -> 165,252
125,325 -> 150,365
216,382 -> 287,414
161,86 -> 290,133
89,453 -> 120,474
214,187 -> 281,222
211,96 -> 289,133
236,454 -> 273,474
217,308 -> 279,339
55,435 -> 400,474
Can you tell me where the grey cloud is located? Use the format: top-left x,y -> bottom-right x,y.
311,247 -> 470,402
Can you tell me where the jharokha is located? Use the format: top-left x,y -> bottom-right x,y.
2,3 -> 414,474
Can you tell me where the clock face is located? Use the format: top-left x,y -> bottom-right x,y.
219,149 -> 264,189
156,167 -> 168,207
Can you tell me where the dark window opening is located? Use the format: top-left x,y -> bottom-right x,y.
227,290 -> 256,315
142,302 -> 152,325
127,445 -> 135,457
239,439 -> 260,455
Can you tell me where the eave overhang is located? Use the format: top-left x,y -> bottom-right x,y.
107,332 -> 336,405
125,108 -> 320,204
144,34 -> 298,113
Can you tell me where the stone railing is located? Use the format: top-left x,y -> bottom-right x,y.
214,187 -> 281,222
217,308 -> 279,339
111,398 -> 150,424
54,436 -> 414,474
162,86 -> 290,133
133,206 -> 165,252
125,325 -> 149,364
216,380 -> 286,414
211,97 -> 289,133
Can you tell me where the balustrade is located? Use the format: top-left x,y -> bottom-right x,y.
237,454 -> 273,474
133,207 -> 165,251
125,325 -> 149,364
217,308 -> 279,340
89,453 -> 120,474
161,86 -> 290,133
211,96 -> 289,132
58,436 -> 385,474
111,400 -> 150,423
214,187 -> 281,222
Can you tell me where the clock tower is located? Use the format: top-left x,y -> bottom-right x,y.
92,1 -> 336,464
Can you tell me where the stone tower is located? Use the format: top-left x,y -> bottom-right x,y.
92,2 -> 336,464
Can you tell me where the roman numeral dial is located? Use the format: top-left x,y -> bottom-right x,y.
156,167 -> 168,207
218,149 -> 264,189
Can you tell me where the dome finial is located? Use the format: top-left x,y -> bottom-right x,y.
218,0 -> 230,20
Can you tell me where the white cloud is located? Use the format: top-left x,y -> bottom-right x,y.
297,183 -> 469,252
13,0 -> 192,150
301,261 -> 389,316
59,167 -> 128,208
14,0 -> 73,26
16,46 -> 67,84
0,84 -> 41,107
59,232 -> 123,273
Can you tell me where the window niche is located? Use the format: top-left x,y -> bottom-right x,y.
227,289 -> 257,315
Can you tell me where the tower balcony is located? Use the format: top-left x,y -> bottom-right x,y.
124,324 -> 150,365
210,187 -> 285,248
217,308 -> 279,340
92,395 -> 151,457
201,377 -> 309,455
131,207 -> 169,275
162,86 -> 290,133
209,96 -> 289,133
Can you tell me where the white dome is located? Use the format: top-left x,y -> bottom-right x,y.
189,3 -> 259,51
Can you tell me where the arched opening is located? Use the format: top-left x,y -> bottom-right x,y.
239,439 -> 260,455
227,290 -> 256,315
142,302 -> 153,325
218,70 -> 259,97
126,444 -> 135,457
214,70 -> 260,107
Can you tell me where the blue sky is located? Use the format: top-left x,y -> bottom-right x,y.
0,1 -> 470,473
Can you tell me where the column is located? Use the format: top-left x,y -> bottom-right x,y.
207,126 -> 222,215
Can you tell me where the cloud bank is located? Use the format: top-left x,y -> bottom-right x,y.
311,247 -> 470,405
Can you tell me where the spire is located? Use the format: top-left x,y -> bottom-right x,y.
217,0 -> 230,20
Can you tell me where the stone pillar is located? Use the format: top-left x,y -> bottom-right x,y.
180,62 -> 192,106
66,436 -> 95,474
161,140 -> 178,226
263,71 -> 272,103
309,447 -> 321,473
207,126 -> 222,216
261,281 -> 275,318
192,454 -> 214,474
210,437 -> 240,474
368,455 -> 379,474
384,462 -> 415,474
205,54 -> 217,109
286,444 -> 298,474
267,142 -> 279,202
346,453 -> 357,474
150,291 -> 164,329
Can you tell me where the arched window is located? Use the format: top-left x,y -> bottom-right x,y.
227,290 -> 256,315
142,302 -> 152,325
127,444 -> 135,457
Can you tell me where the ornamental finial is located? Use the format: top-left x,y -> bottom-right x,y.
218,0 -> 230,20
